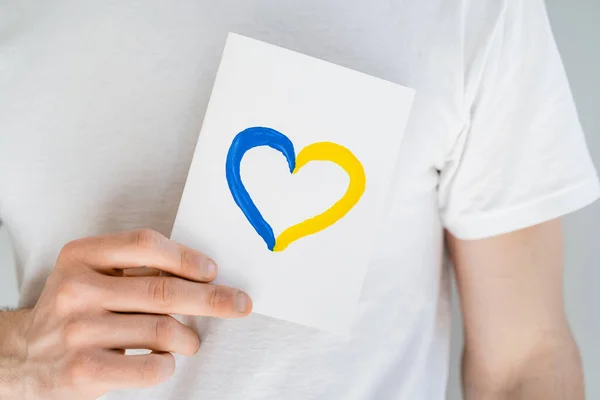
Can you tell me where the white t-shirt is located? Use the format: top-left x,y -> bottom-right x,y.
1,1 -> 598,399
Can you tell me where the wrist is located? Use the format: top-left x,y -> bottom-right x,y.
0,309 -> 32,398
0,309 -> 30,360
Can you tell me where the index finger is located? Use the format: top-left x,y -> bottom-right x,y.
60,229 -> 217,282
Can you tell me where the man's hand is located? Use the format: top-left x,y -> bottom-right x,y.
0,229 -> 252,400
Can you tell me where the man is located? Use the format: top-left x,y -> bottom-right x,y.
0,0 -> 598,399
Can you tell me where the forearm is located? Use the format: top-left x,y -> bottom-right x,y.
462,338 -> 585,400
0,308 -> 30,397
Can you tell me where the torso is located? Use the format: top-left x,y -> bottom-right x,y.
0,1 -> 495,398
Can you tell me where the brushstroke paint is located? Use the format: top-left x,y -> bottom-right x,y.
272,141 -> 366,251
226,126 -> 295,251
225,126 -> 366,252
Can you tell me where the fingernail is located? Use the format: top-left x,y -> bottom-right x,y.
201,259 -> 216,278
235,291 -> 248,313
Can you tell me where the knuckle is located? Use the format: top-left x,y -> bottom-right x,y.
66,353 -> 99,386
207,286 -> 227,309
153,315 -> 175,343
62,319 -> 86,347
57,240 -> 82,264
139,356 -> 164,384
54,279 -> 80,311
134,229 -> 164,250
179,251 -> 198,275
147,278 -> 174,308
55,275 -> 94,312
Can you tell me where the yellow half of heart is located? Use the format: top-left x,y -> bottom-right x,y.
272,141 -> 366,252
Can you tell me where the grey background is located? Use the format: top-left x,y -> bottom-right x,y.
0,1 -> 598,399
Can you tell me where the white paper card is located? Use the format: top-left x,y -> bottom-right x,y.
171,33 -> 415,335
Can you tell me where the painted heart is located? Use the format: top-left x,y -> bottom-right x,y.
225,126 -> 366,252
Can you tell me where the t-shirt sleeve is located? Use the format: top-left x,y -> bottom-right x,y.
438,0 -> 600,240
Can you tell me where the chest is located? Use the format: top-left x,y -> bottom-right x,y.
0,0 -> 462,275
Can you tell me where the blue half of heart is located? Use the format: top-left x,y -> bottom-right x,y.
225,126 -> 296,251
